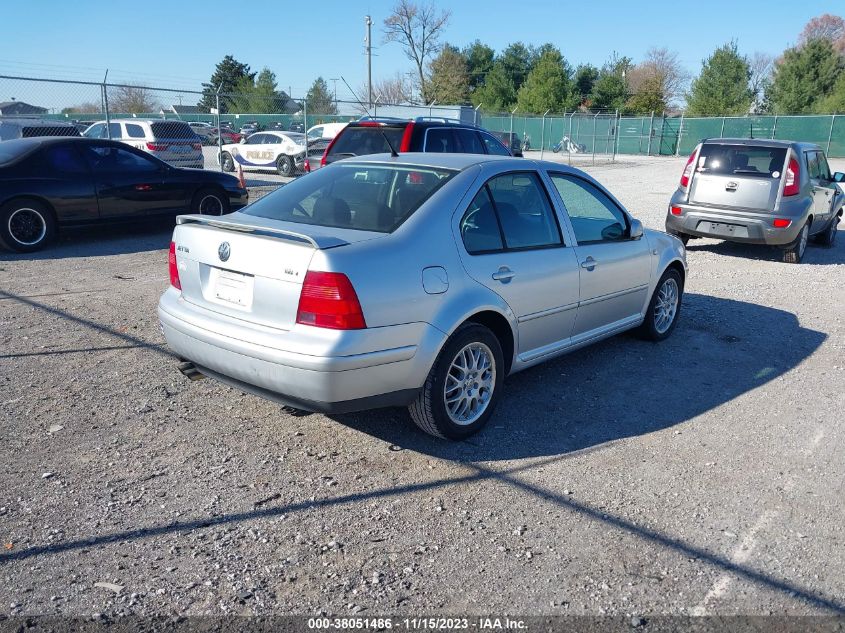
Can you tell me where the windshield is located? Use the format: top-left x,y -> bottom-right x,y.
243,163 -> 456,233
697,144 -> 787,178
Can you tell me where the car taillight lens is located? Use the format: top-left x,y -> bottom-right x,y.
191,143 -> 201,150
296,271 -> 366,330
783,158 -> 799,196
670,206 -> 682,215
147,142 -> 168,151
303,158 -> 311,173
773,218 -> 792,228
168,241 -> 181,290
680,149 -> 697,188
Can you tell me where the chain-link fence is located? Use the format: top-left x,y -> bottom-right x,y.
2,74 -> 845,176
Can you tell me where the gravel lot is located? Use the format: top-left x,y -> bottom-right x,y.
1,154 -> 843,620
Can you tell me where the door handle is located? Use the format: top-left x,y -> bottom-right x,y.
580,257 -> 598,271
491,266 -> 515,282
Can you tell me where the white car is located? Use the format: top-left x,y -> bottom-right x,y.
306,122 -> 347,142
219,131 -> 307,177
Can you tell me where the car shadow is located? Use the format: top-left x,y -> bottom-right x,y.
326,293 -> 826,461
686,226 -> 844,265
0,218 -> 176,261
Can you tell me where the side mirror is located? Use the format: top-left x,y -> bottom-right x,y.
629,218 -> 644,240
240,137 -> 246,144
833,172 -> 844,183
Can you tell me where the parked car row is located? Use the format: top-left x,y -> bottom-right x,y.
83,119 -> 204,169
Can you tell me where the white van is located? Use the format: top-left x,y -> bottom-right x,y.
305,122 -> 347,142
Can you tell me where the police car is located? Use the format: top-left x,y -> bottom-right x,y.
219,131 -> 307,176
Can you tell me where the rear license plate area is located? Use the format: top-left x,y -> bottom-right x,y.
211,268 -> 254,308
697,221 -> 748,238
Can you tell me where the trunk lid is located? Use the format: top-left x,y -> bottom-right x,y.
171,214 -> 354,331
689,143 -> 788,212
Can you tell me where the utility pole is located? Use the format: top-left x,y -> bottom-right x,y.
330,77 -> 339,113
365,15 -> 373,110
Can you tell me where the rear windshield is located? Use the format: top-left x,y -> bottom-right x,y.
697,144 -> 787,178
243,163 -> 455,233
150,121 -> 197,139
21,126 -> 80,138
0,138 -> 40,164
328,126 -> 406,158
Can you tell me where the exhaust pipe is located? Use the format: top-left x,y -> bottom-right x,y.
177,361 -> 206,381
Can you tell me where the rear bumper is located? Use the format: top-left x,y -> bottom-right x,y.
157,288 -> 445,412
665,204 -> 803,246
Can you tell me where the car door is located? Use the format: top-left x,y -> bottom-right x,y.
548,173 -> 651,340
456,170 -> 580,359
83,144 -> 187,218
26,143 -> 99,222
807,150 -> 836,227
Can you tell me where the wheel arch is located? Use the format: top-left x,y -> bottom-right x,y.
1,195 -> 59,224
461,310 -> 516,375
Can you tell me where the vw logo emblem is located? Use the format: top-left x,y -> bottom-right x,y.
218,242 -> 231,262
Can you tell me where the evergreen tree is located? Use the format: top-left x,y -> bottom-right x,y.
306,77 -> 337,114
574,64 -> 599,106
471,62 -> 516,111
516,47 -> 574,114
766,38 -> 843,113
199,55 -> 254,113
590,55 -> 632,112
463,40 -> 494,93
499,42 -> 534,92
685,43 -> 754,116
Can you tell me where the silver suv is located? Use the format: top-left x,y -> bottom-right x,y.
666,139 -> 843,263
84,119 -> 204,169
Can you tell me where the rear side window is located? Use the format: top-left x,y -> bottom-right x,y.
243,163 -> 455,232
696,144 -> 787,178
425,128 -> 456,153
21,126 -> 79,138
150,121 -> 196,139
125,123 -> 146,139
41,145 -> 89,173
454,129 -> 484,154
328,126 -> 405,158
108,123 -> 122,139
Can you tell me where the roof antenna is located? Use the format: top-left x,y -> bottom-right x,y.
340,76 -> 399,158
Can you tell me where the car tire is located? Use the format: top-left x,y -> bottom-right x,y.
408,323 -> 504,440
277,155 -> 294,177
782,222 -> 809,264
220,152 -> 235,172
191,188 -> 230,216
0,199 -> 57,253
637,268 -> 683,342
814,215 -> 839,247
667,229 -> 690,245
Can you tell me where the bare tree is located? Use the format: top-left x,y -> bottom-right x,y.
61,102 -> 102,115
627,47 -> 690,111
109,85 -> 158,114
373,73 -> 417,104
799,13 -> 845,52
383,1 -> 451,103
749,52 -> 774,112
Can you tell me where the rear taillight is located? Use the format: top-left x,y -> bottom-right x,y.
147,142 -> 168,151
399,122 -> 415,151
320,134 -> 339,167
168,242 -> 181,290
296,271 -> 366,330
680,149 -> 697,188
773,218 -> 792,228
303,158 -> 311,173
670,206 -> 682,215
191,143 -> 202,151
783,158 -> 800,196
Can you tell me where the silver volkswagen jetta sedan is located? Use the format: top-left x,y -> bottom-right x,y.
159,153 -> 687,439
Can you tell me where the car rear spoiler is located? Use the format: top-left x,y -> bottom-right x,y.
176,214 -> 349,249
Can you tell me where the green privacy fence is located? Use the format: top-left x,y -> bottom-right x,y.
479,112 -> 845,158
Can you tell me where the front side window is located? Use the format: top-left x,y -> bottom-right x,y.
817,152 -> 832,180
550,174 -> 629,244
245,134 -> 264,145
125,123 -> 145,139
243,163 -> 455,233
41,145 -> 89,173
480,132 -> 511,156
84,123 -> 105,139
806,151 -> 821,179
487,173 -> 561,249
